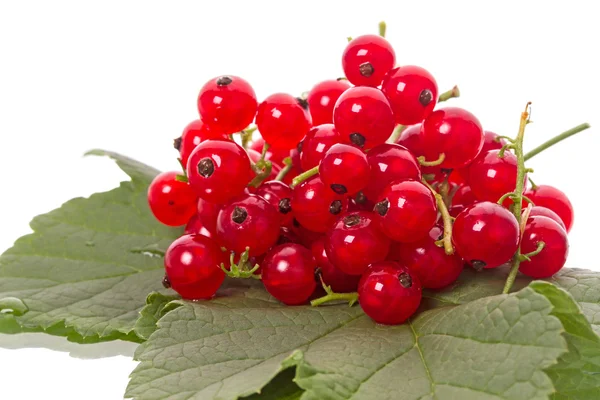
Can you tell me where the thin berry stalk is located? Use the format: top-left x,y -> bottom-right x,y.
422,179 -> 454,255
275,157 -> 293,182
311,292 -> 358,307
523,123 -> 590,161
291,166 -> 319,187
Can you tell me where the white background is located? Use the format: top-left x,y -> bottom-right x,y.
1,1 -> 599,399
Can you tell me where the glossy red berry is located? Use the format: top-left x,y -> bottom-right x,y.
358,261 -> 422,325
249,137 -> 290,166
311,237 -> 360,293
342,34 -> 396,87
333,86 -> 395,150
255,180 -> 293,226
216,194 -> 281,257
397,225 -> 463,289
527,206 -> 567,231
197,75 -> 257,135
164,234 -> 227,300
519,216 -> 569,278
325,211 -> 391,275
196,197 -> 220,233
469,150 -> 522,203
381,65 -> 438,125
374,180 -> 437,243
176,120 -> 228,167
449,184 -> 477,217
362,143 -> 422,202
184,214 -> 215,238
256,93 -> 312,150
452,201 -> 520,269
421,107 -> 484,169
261,243 -> 317,305
290,220 -> 324,248
186,139 -> 252,204
300,124 -> 341,170
524,185 -> 573,232
307,79 -> 351,125
291,176 -> 347,233
148,171 -> 197,226
319,143 -> 370,196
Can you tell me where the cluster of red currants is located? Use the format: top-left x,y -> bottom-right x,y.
147,31 -> 572,325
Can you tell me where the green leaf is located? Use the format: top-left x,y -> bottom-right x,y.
134,292 -> 181,341
127,281 -> 569,400
0,150 -> 181,342
530,282 -> 600,399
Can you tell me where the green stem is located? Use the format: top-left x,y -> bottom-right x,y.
422,180 -> 454,255
292,166 -> 318,187
220,247 -> 261,279
528,177 -> 538,190
249,160 -> 272,188
275,157 -> 293,182
387,124 -> 406,144
378,21 -> 387,37
417,153 -> 445,167
311,292 -> 358,307
503,103 -> 531,294
438,86 -> 460,102
519,241 -> 545,262
524,123 -> 590,161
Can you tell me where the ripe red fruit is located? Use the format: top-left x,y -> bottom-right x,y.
184,214 -> 214,238
319,143 -> 370,196
452,185 -> 476,208
249,137 -> 290,166
196,197 -> 220,233
381,65 -> 438,125
456,130 -> 507,182
255,180 -> 293,226
397,225 -> 463,289
452,201 -> 520,269
300,124 -> 341,171
311,237 -> 360,293
421,107 -> 484,169
197,75 -> 257,135
519,216 -> 569,278
374,180 -> 437,243
325,211 -> 391,275
164,234 -> 227,300
186,139 -> 252,204
342,34 -> 396,87
256,93 -> 312,150
469,150 -> 522,203
527,206 -> 567,231
524,185 -> 573,232
358,261 -> 422,325
177,120 -> 228,167
362,143 -> 422,202
147,171 -> 197,227
291,176 -> 347,233
216,194 -> 281,257
333,86 -> 395,150
261,243 -> 317,305
307,79 -> 351,126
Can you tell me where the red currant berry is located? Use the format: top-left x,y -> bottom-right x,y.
290,219 -> 324,248
325,211 -> 391,275
421,107 -> 484,169
519,216 -> 569,278
342,35 -> 396,87
300,124 -> 341,171
147,171 -> 197,226
527,206 -> 567,231
186,139 -> 252,204
216,193 -> 280,257
164,234 -> 227,300
524,185 -> 573,232
362,143 -> 422,202
452,185 -> 476,208
261,243 -> 317,305
381,65 -> 438,125
176,120 -> 228,167
255,180 -> 293,226
319,143 -> 370,196
256,93 -> 311,150
397,225 -> 463,289
455,131 -> 507,183
469,150 -> 523,203
452,201 -> 520,269
197,75 -> 257,135
358,261 -> 422,325
307,79 -> 351,126
196,197 -> 220,233
249,137 -> 290,166
291,176 -> 347,233
333,86 -> 395,150
184,214 -> 214,238
374,180 -> 437,243
311,237 -> 360,293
